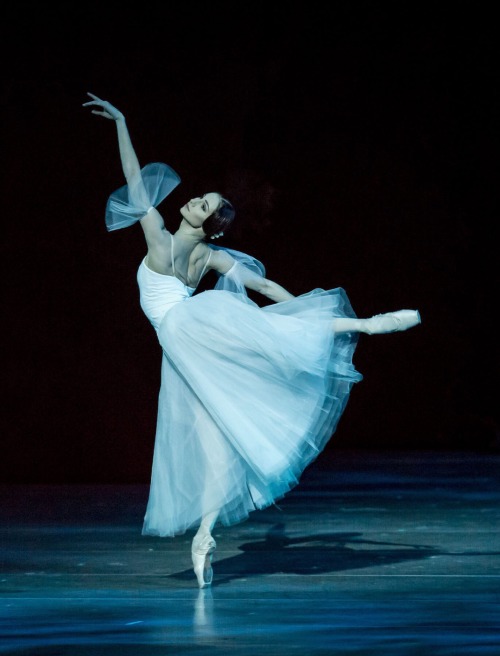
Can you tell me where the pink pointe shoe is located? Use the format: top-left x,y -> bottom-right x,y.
191,534 -> 217,589
363,310 -> 421,335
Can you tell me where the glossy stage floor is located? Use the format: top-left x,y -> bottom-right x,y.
1,450 -> 499,655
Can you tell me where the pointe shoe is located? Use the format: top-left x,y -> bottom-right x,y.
191,534 -> 216,589
363,310 -> 421,335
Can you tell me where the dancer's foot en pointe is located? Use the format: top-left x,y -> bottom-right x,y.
333,310 -> 421,335
192,533 -> 217,589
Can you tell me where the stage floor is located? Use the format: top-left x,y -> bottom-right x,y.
1,451 -> 499,655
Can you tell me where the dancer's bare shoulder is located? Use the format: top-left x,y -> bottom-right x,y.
206,247 -> 235,275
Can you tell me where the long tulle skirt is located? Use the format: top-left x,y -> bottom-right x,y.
142,287 -> 363,537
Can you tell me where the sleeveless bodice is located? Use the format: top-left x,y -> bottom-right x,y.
137,258 -> 195,333
137,236 -> 212,334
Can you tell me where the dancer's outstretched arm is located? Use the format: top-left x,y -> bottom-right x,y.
208,248 -> 295,303
83,92 -> 167,249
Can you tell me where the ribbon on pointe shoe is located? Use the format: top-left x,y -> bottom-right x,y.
192,535 -> 216,589
364,310 -> 421,335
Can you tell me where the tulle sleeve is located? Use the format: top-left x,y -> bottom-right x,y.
210,245 -> 266,305
105,162 -> 181,231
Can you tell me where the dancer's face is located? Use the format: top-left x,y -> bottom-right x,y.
180,193 -> 222,228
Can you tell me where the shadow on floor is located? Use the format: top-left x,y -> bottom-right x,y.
168,523 -> 442,586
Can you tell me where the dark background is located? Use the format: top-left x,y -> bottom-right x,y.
1,2 -> 497,483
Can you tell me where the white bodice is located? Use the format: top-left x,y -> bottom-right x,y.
137,258 -> 195,333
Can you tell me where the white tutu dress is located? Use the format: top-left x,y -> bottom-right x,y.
106,163 -> 363,537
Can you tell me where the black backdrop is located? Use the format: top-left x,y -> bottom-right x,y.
1,2 -> 497,483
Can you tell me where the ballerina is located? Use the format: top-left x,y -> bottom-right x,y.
83,92 -> 421,588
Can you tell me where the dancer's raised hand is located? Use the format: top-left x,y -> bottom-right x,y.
82,92 -> 124,121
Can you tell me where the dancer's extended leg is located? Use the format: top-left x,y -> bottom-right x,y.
192,510 -> 219,588
333,310 -> 421,335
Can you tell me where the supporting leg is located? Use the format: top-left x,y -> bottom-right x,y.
192,510 -> 219,589
196,510 -> 219,538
